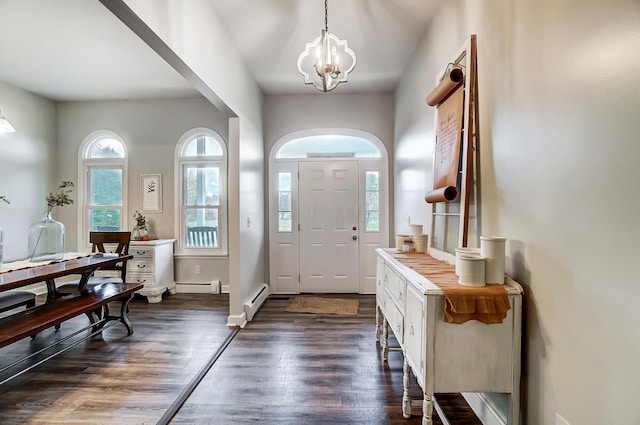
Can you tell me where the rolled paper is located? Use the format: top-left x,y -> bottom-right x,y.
425,186 -> 458,203
426,67 -> 464,107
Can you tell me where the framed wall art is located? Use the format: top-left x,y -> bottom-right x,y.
140,173 -> 162,213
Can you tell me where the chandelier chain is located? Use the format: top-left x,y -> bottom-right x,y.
324,0 -> 328,31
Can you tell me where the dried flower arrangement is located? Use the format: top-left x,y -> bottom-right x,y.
45,181 -> 75,212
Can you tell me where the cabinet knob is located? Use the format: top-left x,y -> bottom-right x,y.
136,264 -> 146,268
136,251 -> 146,255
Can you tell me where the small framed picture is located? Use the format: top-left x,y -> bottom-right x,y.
140,174 -> 162,213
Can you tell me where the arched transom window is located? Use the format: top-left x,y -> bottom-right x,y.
276,134 -> 382,159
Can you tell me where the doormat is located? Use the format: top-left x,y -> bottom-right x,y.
285,297 -> 359,316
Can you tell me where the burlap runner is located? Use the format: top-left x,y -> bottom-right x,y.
390,252 -> 510,324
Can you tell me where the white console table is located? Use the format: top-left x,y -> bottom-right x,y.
127,239 -> 176,303
375,248 -> 523,425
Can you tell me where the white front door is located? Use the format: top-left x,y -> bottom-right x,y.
298,161 -> 359,292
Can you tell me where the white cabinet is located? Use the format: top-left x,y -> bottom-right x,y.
376,248 -> 523,425
127,239 -> 176,303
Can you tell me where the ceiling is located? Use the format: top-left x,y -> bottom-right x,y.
0,0 -> 435,102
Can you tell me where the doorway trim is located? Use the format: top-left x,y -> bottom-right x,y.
268,128 -> 389,294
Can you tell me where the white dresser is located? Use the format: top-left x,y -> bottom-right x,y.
375,248 -> 523,425
127,239 -> 176,303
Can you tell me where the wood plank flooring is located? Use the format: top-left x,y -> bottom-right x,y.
0,293 -> 483,425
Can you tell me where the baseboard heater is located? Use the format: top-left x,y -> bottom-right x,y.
244,283 -> 269,321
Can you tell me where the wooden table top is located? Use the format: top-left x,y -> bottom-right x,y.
0,253 -> 133,292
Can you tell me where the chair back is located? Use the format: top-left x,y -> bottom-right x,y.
186,226 -> 217,247
97,225 -> 120,232
89,231 -> 131,281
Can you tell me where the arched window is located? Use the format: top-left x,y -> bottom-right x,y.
79,130 -> 128,248
275,134 -> 382,159
175,128 -> 227,255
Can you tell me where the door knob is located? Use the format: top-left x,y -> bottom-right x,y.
352,235 -> 358,240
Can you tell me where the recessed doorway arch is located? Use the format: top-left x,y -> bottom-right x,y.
269,128 -> 389,294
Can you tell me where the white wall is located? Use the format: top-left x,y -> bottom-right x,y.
0,82 -> 57,261
56,97 -> 229,285
118,0 -> 266,323
263,93 -> 395,156
394,1 -> 640,424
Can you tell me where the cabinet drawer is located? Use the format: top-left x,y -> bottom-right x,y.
130,248 -> 155,259
381,289 -> 404,344
385,266 -> 406,306
127,258 -> 154,273
127,272 -> 155,287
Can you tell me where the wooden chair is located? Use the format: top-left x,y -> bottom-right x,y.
55,231 -> 131,297
97,225 -> 120,232
187,226 -> 217,247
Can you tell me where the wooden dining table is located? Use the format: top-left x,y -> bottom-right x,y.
0,253 -> 134,300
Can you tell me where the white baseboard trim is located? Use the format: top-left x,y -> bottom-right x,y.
175,280 -> 222,294
462,393 -> 506,425
227,312 -> 247,328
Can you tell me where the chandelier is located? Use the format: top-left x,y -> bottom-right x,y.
296,0 -> 356,92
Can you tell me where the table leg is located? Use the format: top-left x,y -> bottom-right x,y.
76,270 -> 95,291
375,304 -> 381,343
119,294 -> 135,335
45,279 -> 57,301
423,393 -> 434,425
382,316 -> 389,361
403,357 -> 412,418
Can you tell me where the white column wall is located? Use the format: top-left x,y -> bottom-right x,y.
120,0 -> 265,323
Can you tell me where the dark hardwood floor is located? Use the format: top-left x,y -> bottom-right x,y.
0,293 -> 482,425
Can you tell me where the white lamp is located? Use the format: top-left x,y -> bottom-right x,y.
0,108 -> 16,133
296,0 -> 356,92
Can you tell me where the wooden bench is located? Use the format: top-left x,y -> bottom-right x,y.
0,291 -> 36,315
0,281 -> 143,349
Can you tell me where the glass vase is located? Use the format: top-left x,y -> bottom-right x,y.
28,211 -> 65,262
132,223 -> 149,241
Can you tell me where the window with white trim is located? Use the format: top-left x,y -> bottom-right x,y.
79,131 -> 127,248
365,171 -> 380,231
175,128 -> 227,255
278,172 -> 292,232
